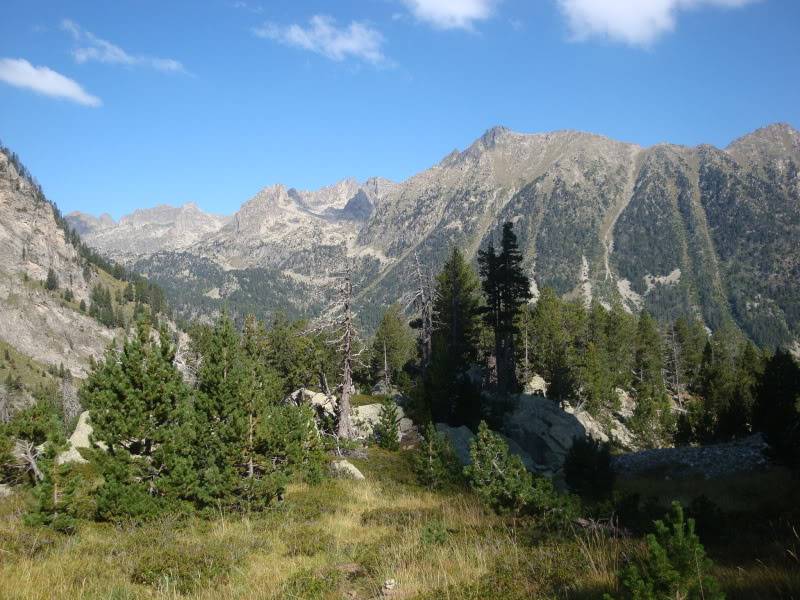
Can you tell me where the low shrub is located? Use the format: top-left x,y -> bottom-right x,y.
464,421 -> 533,515
606,501 -> 724,600
413,422 -> 462,490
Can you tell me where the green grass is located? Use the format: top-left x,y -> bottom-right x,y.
351,394 -> 389,407
0,339 -> 58,392
0,448 -> 798,599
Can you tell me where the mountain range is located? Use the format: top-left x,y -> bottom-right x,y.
67,123 -> 800,347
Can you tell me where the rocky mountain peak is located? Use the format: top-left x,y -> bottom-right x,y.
726,122 -> 800,166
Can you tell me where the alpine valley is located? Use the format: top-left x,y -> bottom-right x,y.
67,123 -> 800,347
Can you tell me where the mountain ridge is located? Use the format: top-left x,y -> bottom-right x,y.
65,123 -> 800,346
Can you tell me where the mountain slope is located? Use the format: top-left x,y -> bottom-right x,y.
68,203 -> 230,262
69,124 -> 800,346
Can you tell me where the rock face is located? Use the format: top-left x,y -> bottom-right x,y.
613,434 -> 770,479
71,124 -> 800,347
0,150 -> 121,377
502,395 -> 588,473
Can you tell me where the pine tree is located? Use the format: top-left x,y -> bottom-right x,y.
192,314 -> 249,507
81,317 -> 194,519
373,397 -> 400,450
371,304 -> 415,388
413,422 -> 462,490
238,315 -> 286,508
465,421 -> 533,515
529,287 -> 576,404
307,267 -> 363,440
428,248 -> 482,426
45,268 -> 58,291
753,349 -> 800,470
630,312 -> 674,448
608,502 -> 724,600
478,222 -> 532,395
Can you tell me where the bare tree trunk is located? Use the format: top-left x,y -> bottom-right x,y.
413,253 -> 435,373
19,441 -> 44,482
337,270 -> 357,440
383,340 -> 390,389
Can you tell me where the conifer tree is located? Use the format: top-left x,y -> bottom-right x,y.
428,248 -> 482,426
374,397 -> 400,450
81,317 -> 194,519
371,304 -> 415,388
238,315 -> 285,507
465,421 -> 533,515
192,314 -> 249,507
413,422 -> 461,490
307,266 -> 363,440
753,349 -> 800,469
478,222 -> 531,395
45,267 -> 58,291
630,312 -> 674,447
529,287 -> 576,403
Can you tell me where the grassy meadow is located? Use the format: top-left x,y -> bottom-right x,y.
0,448 -> 798,600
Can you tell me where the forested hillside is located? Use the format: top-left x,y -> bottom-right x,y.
69,124 -> 800,348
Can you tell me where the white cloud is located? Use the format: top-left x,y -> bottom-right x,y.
61,19 -> 186,73
254,16 -> 386,65
0,58 -> 101,107
232,1 -> 263,14
402,0 -> 498,30
557,0 -> 759,46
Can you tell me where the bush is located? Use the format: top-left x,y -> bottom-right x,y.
413,422 -> 462,490
563,436 -> 615,502
373,397 -> 400,450
465,421 -> 533,515
607,501 -> 724,600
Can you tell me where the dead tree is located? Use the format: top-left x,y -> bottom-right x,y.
17,440 -> 44,482
409,252 -> 436,373
308,264 -> 363,440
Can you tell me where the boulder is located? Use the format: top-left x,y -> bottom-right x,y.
0,483 -> 12,498
523,374 -> 548,396
330,459 -> 365,481
435,424 -> 474,465
435,423 -> 538,472
287,388 -> 337,419
352,402 -> 415,443
502,395 -> 586,473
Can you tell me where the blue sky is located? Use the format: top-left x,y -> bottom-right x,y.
1,0 -> 798,219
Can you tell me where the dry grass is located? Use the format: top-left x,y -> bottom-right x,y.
0,448 -> 798,599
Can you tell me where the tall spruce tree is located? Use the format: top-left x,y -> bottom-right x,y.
478,222 -> 532,395
753,349 -> 800,469
630,311 -> 674,447
428,248 -> 482,426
